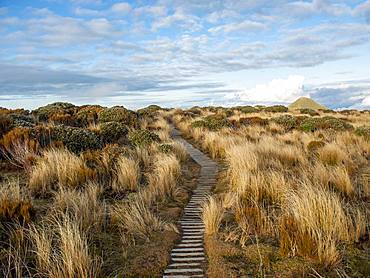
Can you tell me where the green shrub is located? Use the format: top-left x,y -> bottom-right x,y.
239,117 -> 268,126
263,105 -> 288,113
137,105 -> 162,117
100,121 -> 128,143
76,105 -> 104,126
52,125 -> 101,153
128,130 -> 160,147
98,106 -> 138,127
300,116 -> 353,132
158,143 -> 173,154
354,126 -> 370,138
272,115 -> 298,130
33,102 -> 76,122
29,125 -> 53,148
10,114 -> 35,128
299,108 -> 319,116
239,106 -> 258,113
319,109 -> 336,114
191,115 -> 231,131
0,115 -> 14,137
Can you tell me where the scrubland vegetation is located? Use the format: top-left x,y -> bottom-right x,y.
0,103 -> 197,277
1,102 -> 369,277
171,105 -> 369,277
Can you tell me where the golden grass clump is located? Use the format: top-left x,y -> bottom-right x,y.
317,143 -> 346,165
170,141 -> 188,162
147,154 -> 181,201
29,148 -> 94,195
0,180 -> 33,224
111,196 -> 176,241
279,183 -> 352,267
202,196 -> 224,236
113,156 -> 140,192
51,182 -> 104,233
29,217 -> 101,278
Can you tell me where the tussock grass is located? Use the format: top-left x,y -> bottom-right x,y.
52,182 -> 104,233
147,154 -> 181,202
29,148 -> 94,195
202,196 -> 224,236
113,156 -> 140,192
29,217 -> 101,278
0,180 -> 33,223
179,109 -> 369,270
111,196 -> 177,241
317,143 -> 346,165
279,182 -> 355,267
170,141 -> 188,162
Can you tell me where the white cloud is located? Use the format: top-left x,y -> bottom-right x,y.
151,9 -> 200,31
354,0 -> 370,22
111,2 -> 131,14
227,75 -> 307,104
208,20 -> 266,34
74,7 -> 101,16
360,95 -> 370,107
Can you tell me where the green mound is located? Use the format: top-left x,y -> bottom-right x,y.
288,97 -> 327,110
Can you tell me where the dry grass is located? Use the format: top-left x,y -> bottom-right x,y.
279,182 -> 355,267
111,196 -> 177,241
202,196 -> 224,236
202,131 -> 235,159
29,148 -> 94,195
180,109 -> 369,270
0,180 -> 33,223
51,182 -> 104,233
113,156 -> 140,192
147,154 -> 181,202
170,141 -> 188,162
29,217 -> 101,278
317,143 -> 346,165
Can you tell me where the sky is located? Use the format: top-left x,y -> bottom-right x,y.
0,0 -> 370,110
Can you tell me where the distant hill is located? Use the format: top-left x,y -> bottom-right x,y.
289,97 -> 327,110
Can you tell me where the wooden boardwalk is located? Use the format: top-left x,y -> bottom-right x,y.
163,128 -> 218,278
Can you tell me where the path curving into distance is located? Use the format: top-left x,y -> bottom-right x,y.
163,127 -> 219,278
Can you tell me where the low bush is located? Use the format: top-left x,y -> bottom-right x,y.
137,105 -> 162,117
239,117 -> 268,126
128,130 -> 160,147
354,126 -> 370,138
0,114 -> 14,137
272,115 -> 298,130
99,121 -> 128,144
300,116 -> 353,132
33,102 -> 77,124
76,105 -> 104,126
239,106 -> 258,114
157,143 -> 173,154
300,108 -> 319,116
52,125 -> 102,153
191,115 -> 231,131
98,106 -> 138,127
10,114 -> 35,128
263,105 -> 288,113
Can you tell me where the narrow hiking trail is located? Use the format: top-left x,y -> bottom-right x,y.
163,127 -> 218,278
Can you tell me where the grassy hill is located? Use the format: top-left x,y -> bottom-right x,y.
289,96 -> 327,110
